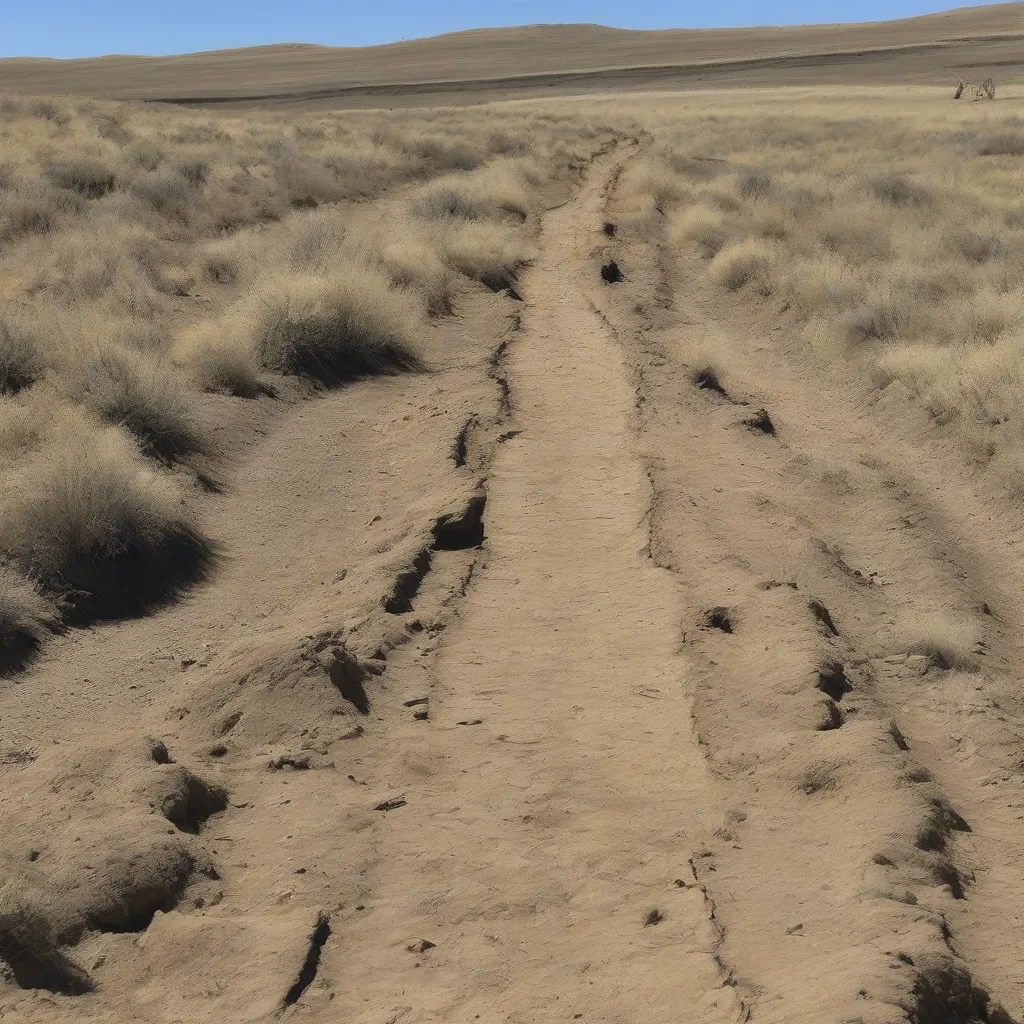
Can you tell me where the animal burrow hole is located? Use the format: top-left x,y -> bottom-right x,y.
601,260 -> 624,284
703,607 -> 734,633
817,661 -> 851,701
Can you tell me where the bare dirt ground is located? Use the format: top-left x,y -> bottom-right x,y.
6,124 -> 1024,1022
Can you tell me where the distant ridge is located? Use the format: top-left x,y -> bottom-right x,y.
0,3 -> 1019,107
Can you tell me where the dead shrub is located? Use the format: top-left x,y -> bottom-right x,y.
2,189 -> 81,241
412,137 -> 480,174
947,228 -> 1001,263
709,239 -> 775,294
739,170 -> 772,199
252,266 -> 422,384
131,170 -> 196,224
412,186 -> 489,221
0,317 -> 44,395
379,241 -> 457,317
174,322 -> 260,398
977,132 -> 1024,157
847,289 -> 912,343
670,205 -> 727,256
45,159 -> 117,199
871,173 -> 931,208
29,99 -> 71,125
0,565 -> 60,674
1,423 -> 214,622
437,220 -> 532,291
67,345 -> 207,463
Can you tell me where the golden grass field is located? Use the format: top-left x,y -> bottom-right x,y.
6,7 -> 1024,1023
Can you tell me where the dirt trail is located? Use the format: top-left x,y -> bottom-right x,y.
596,163 -> 1024,1021
8,142 -> 1024,1023
310,145 -> 741,1022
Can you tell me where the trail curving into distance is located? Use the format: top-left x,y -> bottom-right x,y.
318,145 -> 744,1023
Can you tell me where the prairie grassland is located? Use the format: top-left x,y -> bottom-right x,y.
615,88 -> 1024,486
0,92 -> 615,654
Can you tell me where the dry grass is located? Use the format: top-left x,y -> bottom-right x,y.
0,565 -> 59,675
615,92 -> 1024,488
0,93 -> 615,647
0,413 -> 214,623
252,267 -> 423,383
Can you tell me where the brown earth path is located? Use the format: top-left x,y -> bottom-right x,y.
8,138 -> 1024,1024
311,143 -> 743,1023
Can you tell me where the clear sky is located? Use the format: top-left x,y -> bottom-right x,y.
3,1 -> 1007,59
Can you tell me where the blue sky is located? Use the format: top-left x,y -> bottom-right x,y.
4,1 -> 1005,59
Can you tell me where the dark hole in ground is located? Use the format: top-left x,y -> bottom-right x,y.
383,548 -> 432,614
909,963 -> 1010,1024
432,496 -> 486,551
889,722 -> 910,751
147,738 -> 172,764
452,417 -> 474,468
693,367 -> 728,398
817,701 -> 844,731
602,221 -> 617,237
932,861 -> 966,899
601,260 -> 624,284
161,770 -> 229,834
817,662 -> 851,701
284,914 -> 332,1006
745,408 -> 776,435
808,599 -> 838,636
3,943 -> 93,995
931,798 -> 972,834
703,607 -> 733,633
329,647 -> 371,715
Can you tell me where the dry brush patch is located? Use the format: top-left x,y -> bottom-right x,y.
0,92 -> 617,658
617,97 -> 1024,490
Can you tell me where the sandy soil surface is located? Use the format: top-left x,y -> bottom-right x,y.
0,4 -> 1020,106
5,135 -> 1024,1023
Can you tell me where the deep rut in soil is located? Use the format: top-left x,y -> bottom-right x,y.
312,144 -> 743,1023
590,144 -> 1024,1023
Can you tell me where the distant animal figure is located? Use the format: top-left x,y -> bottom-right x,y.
955,78 -> 996,101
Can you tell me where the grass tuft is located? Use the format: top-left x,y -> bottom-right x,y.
67,346 -> 207,462
252,266 -> 423,384
0,566 -> 60,675
1,423 -> 215,623
0,316 -> 44,395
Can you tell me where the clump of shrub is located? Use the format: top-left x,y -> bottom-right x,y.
0,565 -> 60,675
45,158 -> 117,199
977,132 -> 1024,157
670,205 -> 727,256
1,419 -> 213,623
870,173 -> 931,208
66,345 -> 207,462
709,239 -> 775,294
0,316 -> 44,395
437,220 -> 533,292
174,322 -> 261,398
252,265 -> 422,384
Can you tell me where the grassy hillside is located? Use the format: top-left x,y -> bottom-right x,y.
0,4 -> 1019,105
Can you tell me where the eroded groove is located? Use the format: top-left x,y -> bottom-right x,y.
817,660 -> 852,701
452,416 -> 477,468
432,494 -> 486,550
283,913 -> 331,1007
383,547 -> 432,614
